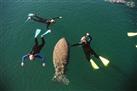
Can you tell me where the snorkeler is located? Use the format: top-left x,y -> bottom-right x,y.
71,33 -> 110,69
26,13 -> 62,30
127,32 -> 137,48
21,29 -> 51,67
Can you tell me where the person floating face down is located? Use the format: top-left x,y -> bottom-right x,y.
71,33 -> 99,61
26,13 -> 62,30
71,33 -> 110,69
21,29 -> 50,67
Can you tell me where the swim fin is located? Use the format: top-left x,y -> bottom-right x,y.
35,29 -> 41,38
90,59 -> 99,70
25,17 -> 31,22
41,29 -> 51,37
25,13 -> 35,22
28,13 -> 34,17
99,56 -> 110,67
127,32 -> 137,37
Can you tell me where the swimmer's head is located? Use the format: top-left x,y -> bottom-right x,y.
50,19 -> 55,23
81,36 -> 87,43
29,54 -> 35,61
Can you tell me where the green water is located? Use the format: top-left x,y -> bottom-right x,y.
1,0 -> 137,91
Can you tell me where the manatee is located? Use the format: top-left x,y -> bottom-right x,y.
52,37 -> 70,85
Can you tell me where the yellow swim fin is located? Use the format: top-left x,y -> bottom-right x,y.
99,56 -> 110,67
127,32 -> 137,37
90,59 -> 99,70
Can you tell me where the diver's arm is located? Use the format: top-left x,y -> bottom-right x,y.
52,16 -> 62,20
35,54 -> 46,66
71,42 -> 82,47
35,54 -> 45,62
21,54 -> 29,63
86,35 -> 92,43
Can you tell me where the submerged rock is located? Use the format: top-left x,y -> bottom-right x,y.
105,0 -> 135,8
52,37 -> 70,85
105,0 -> 126,3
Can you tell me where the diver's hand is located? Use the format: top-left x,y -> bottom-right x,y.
47,29 -> 51,33
42,63 -> 45,67
86,33 -> 90,36
21,62 -> 24,67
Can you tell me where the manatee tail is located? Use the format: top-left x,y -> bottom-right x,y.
52,61 -> 69,85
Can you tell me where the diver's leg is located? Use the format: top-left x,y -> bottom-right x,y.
84,52 -> 91,62
83,50 -> 100,69
34,38 -> 39,46
34,15 -> 47,21
90,48 -> 99,59
31,16 -> 46,23
35,54 -> 46,67
38,37 -> 45,51
40,37 -> 45,48
90,48 -> 110,66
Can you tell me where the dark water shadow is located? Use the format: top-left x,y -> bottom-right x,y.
123,59 -> 137,91
124,71 -> 137,91
0,74 -> 11,91
109,64 -> 129,78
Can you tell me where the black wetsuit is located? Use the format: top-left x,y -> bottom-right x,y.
71,35 -> 99,61
31,15 -> 60,29
30,37 -> 45,55
22,37 -> 45,62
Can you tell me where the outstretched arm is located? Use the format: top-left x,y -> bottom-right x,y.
35,54 -> 45,62
86,33 -> 92,43
52,16 -> 62,20
87,35 -> 92,43
21,54 -> 29,63
71,42 -> 82,47
35,54 -> 46,67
